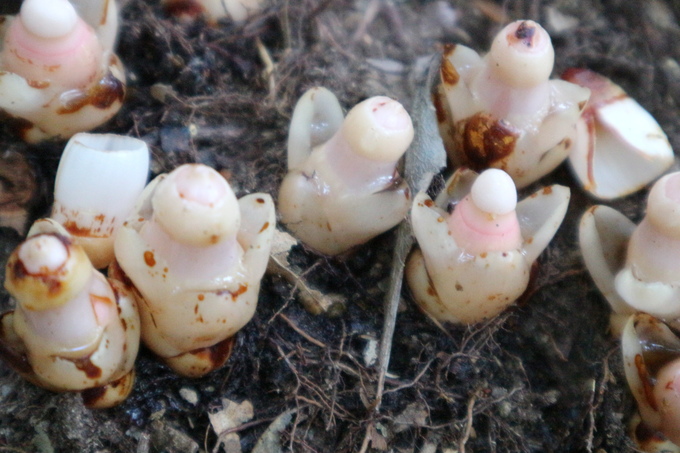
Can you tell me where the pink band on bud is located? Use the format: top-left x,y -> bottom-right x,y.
447,196 -> 522,255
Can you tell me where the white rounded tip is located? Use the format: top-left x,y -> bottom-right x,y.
20,0 -> 78,39
342,96 -> 414,162
470,169 -> 517,215
18,235 -> 68,274
175,165 -> 227,206
488,20 -> 554,88
152,164 -> 241,247
646,172 -> 680,238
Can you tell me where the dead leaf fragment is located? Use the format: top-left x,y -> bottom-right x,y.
268,229 -> 346,315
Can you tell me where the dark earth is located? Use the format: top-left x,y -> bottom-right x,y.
2,0 -> 680,451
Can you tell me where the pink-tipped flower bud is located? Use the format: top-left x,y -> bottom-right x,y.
3,0 -> 103,88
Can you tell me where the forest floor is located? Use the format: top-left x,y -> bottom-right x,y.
1,0 -> 680,452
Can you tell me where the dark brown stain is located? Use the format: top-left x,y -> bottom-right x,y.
424,199 -> 434,207
57,71 -> 125,115
440,51 -> 460,86
256,198 -> 265,204
542,186 -> 553,195
144,251 -> 156,267
431,89 -> 448,124
454,113 -> 519,171
209,336 -> 236,370
164,0 -> 205,17
455,283 -> 463,291
120,318 -> 127,331
259,222 -> 270,233
326,222 -> 333,232
194,304 -> 199,314
68,355 -> 103,379
634,420 -> 665,447
8,233 -> 74,298
512,21 -> 536,46
81,372 -> 132,408
635,354 -> 658,411
81,385 -> 106,407
0,110 -> 36,142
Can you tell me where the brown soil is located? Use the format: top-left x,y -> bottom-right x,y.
2,0 -> 679,452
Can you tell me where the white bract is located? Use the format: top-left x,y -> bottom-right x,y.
51,133 -> 150,269
580,172 -> 680,333
435,20 -> 589,188
406,168 -> 570,324
114,164 -> 275,377
563,68 -> 674,199
279,87 -> 414,255
0,0 -> 125,142
0,218 -> 140,408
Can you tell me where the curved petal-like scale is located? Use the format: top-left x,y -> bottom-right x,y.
579,205 -> 636,332
516,184 -> 570,263
564,68 -> 674,199
287,87 -> 344,170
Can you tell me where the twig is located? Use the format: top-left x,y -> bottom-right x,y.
279,313 -> 327,348
459,393 -> 478,453
384,359 -> 434,395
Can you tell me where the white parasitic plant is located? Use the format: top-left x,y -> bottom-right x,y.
580,172 -> 680,334
434,20 -> 589,188
114,164 -> 275,377
51,133 -> 150,269
406,168 -> 570,324
0,218 -> 140,408
278,87 -> 414,256
0,0 -> 125,142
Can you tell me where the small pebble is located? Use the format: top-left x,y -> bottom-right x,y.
179,387 -> 198,405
